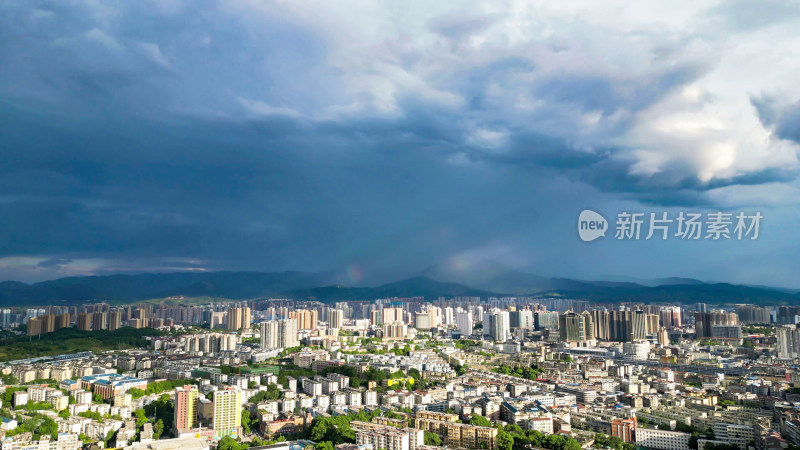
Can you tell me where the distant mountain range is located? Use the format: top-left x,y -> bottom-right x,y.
0,263 -> 797,306
0,271 -> 334,306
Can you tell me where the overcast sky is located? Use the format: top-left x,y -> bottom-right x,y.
1,0 -> 800,287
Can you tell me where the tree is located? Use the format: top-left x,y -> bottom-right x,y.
134,409 -> 148,427
424,432 -> 442,446
497,430 -> 513,450
315,442 -> 335,450
217,436 -> 248,450
470,415 -> 493,427
58,409 -> 70,419
242,410 -> 252,435
39,417 -> 59,440
153,419 -> 164,439
250,384 -> 281,403
104,430 -> 116,446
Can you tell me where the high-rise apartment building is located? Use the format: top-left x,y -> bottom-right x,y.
383,321 -> 408,340
55,313 -> 70,329
226,307 -> 252,331
534,311 -> 559,331
659,306 -> 682,329
108,310 -> 122,331
631,310 -> 648,341
92,312 -> 107,331
213,386 -> 243,438
455,311 -> 473,336
77,313 -> 92,331
329,309 -> 345,330
382,307 -> 404,325
777,326 -> 800,359
559,311 -> 595,345
174,385 -> 199,433
260,318 -> 299,349
292,309 -> 318,330
695,311 -> 739,338
27,316 -> 43,336
510,309 -> 534,330
485,310 -> 510,343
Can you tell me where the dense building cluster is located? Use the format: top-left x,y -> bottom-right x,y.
2,297 -> 800,450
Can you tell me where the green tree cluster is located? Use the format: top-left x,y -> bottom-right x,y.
249,383 -> 283,403
5,415 -> 59,441
424,431 -> 442,446
504,428 -> 582,450
594,432 -> 635,450
128,379 -> 197,399
304,409 -> 382,445
491,364 -> 543,381
469,415 -> 493,427
0,327 -> 166,362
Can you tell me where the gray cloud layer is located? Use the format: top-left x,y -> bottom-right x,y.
1,0 -> 800,285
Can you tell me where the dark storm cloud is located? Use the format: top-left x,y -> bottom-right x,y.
751,94 -> 800,145
1,0 -> 799,285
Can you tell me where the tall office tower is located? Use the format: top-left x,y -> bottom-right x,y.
592,310 -> 611,340
382,307 -> 404,325
697,303 -> 708,313
213,387 -> 243,438
485,310 -> 510,343
610,310 -> 632,341
54,313 -> 70,330
329,309 -> 345,330
292,309 -> 318,330
455,311 -> 473,336
108,311 -> 122,331
559,311 -> 595,345
77,313 -> 92,331
174,385 -> 198,433
534,311 -> 559,330
92,312 -> 107,331
777,326 -> 800,359
630,310 -> 648,341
